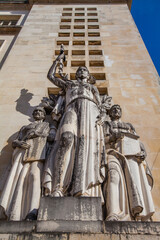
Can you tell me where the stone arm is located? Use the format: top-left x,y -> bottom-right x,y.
12,123 -> 50,149
103,121 -> 124,144
47,55 -> 67,90
12,126 -> 30,149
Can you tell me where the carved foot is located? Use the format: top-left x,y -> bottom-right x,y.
52,189 -> 64,197
105,213 -> 120,221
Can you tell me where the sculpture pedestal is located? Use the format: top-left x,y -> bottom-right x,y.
38,196 -> 103,221
37,197 -> 103,233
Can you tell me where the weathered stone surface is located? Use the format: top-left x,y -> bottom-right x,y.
36,220 -> 103,233
0,233 -> 68,240
38,197 -> 103,221
69,233 -> 113,240
104,221 -> 160,235
0,221 -> 36,233
1,233 -> 160,240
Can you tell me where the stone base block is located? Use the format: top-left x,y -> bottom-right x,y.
37,197 -> 103,221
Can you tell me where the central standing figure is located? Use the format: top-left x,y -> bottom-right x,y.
43,49 -> 105,198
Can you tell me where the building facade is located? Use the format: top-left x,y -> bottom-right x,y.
0,0 -> 160,237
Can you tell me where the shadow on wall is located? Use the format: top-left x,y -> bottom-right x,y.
0,88 -> 36,194
15,88 -> 37,122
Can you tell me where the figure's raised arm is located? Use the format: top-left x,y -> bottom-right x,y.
47,52 -> 67,90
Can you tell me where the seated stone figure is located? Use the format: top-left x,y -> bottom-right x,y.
0,107 -> 50,220
103,104 -> 155,221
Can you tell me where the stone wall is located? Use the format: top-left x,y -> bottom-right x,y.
0,221 -> 160,240
0,3 -> 160,220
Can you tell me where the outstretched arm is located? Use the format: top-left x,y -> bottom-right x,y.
47,53 -> 67,89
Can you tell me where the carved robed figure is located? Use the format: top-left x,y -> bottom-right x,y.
103,104 -> 155,221
43,50 -> 106,198
0,107 -> 50,220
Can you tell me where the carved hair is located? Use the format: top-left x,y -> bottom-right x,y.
75,66 -> 96,84
109,104 -> 122,117
32,106 -> 46,117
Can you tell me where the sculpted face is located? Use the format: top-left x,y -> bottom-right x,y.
109,105 -> 122,120
76,67 -> 90,83
33,108 -> 45,121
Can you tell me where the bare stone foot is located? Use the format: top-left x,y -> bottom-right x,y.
52,190 -> 64,197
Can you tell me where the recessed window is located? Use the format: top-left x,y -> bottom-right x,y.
72,50 -> 85,55
98,88 -> 108,95
91,73 -> 106,80
55,50 -> 68,55
70,73 -> 76,80
0,40 -> 4,48
61,19 -> 71,22
75,8 -> 85,11
58,32 -> 70,37
60,25 -> 71,29
89,40 -> 101,45
88,32 -> 100,37
75,13 -> 85,16
87,13 -> 97,16
0,15 -> 21,26
55,73 -> 66,78
48,88 -> 61,95
73,41 -> 85,45
71,61 -> 85,67
63,8 -> 72,11
57,40 -> 69,45
88,19 -> 98,22
74,25 -> 85,29
73,32 -> 85,37
88,25 -> 99,29
62,13 -> 72,16
87,8 -> 97,11
74,19 -> 85,22
89,50 -> 102,55
89,61 -> 104,67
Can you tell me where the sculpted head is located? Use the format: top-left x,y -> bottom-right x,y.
75,66 -> 90,83
32,107 -> 46,121
109,104 -> 122,121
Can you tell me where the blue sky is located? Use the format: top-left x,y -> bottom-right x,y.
131,0 -> 160,76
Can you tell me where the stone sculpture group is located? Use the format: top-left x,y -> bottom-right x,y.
0,46 -> 155,221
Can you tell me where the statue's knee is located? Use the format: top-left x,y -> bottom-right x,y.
60,131 -> 74,148
108,169 -> 120,185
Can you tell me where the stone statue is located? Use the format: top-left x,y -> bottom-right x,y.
0,107 -> 50,220
43,46 -> 106,198
103,104 -> 155,221
41,93 -> 65,159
